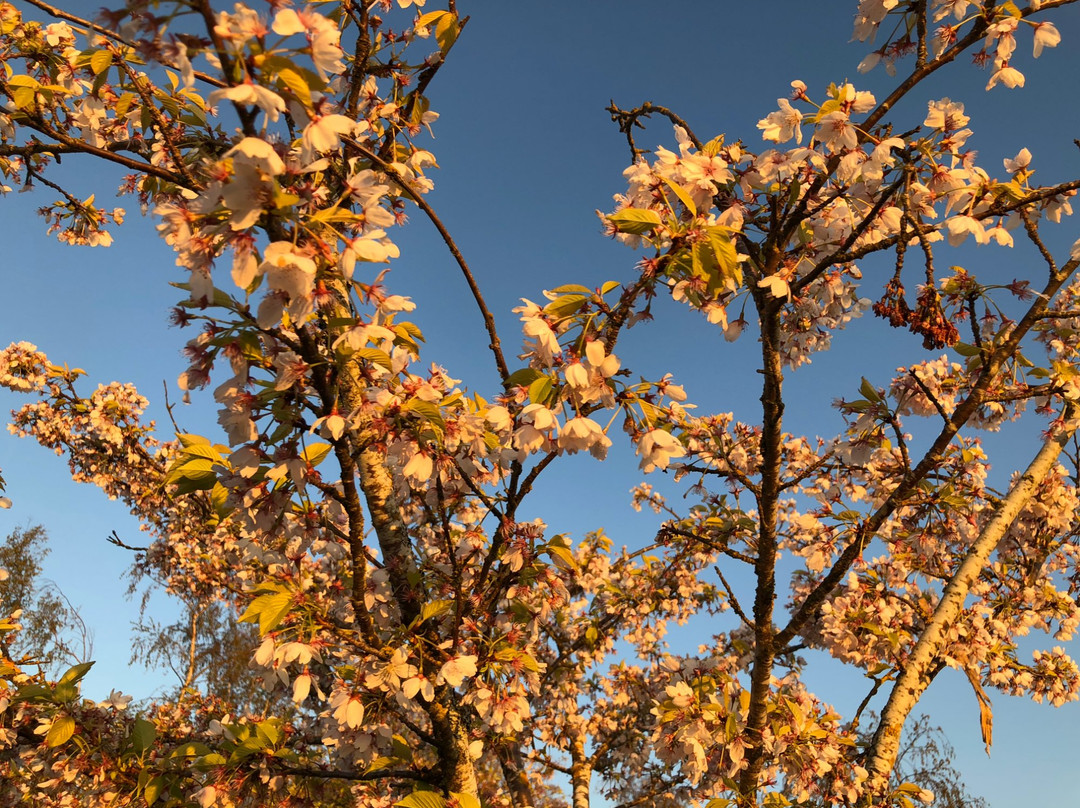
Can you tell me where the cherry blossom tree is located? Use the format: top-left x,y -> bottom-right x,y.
1,1 -> 1080,807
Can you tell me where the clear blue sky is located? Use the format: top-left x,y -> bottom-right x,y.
2,1 -> 1079,804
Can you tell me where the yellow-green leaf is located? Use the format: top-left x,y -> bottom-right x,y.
277,67 -> 312,110
544,543 -> 580,574
706,226 -> 738,281
607,208 -> 662,235
301,443 -> 333,467
658,175 -> 697,216
435,12 -> 460,53
6,75 -> 39,88
239,591 -> 294,635
403,399 -> 446,430
543,294 -> 588,319
46,715 -> 76,747
90,49 -> 113,76
416,599 -> 453,626
144,775 -> 164,806
395,792 -> 447,808
181,443 -> 224,463
415,10 -> 449,28
528,376 -> 553,405
504,368 -> 542,389
58,661 -> 94,686
170,741 -> 211,759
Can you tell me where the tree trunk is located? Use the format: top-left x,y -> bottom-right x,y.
497,743 -> 537,808
430,688 -> 480,797
570,731 -> 592,808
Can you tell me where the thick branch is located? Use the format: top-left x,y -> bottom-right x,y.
737,292 -> 785,803
863,405 -> 1078,793
778,255 -> 1080,648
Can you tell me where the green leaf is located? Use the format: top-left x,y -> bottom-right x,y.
606,208 -> 662,235
13,683 -> 51,703
543,543 -> 580,573
170,741 -> 211,759
395,791 -> 447,808
58,661 -> 94,687
504,367 -> 542,389
172,472 -> 218,495
275,191 -> 301,210
210,482 -> 231,522
403,399 -> 447,432
309,207 -> 360,226
46,715 -> 76,747
166,457 -> 218,492
548,284 -> 593,296
132,717 -> 157,753
543,294 -> 588,319
196,752 -> 227,769
658,175 -> 697,216
528,376 -> 553,405
999,0 -> 1022,18
393,322 -> 423,353
255,719 -> 283,747
706,226 -> 739,286
11,85 -> 36,110
600,280 -> 621,295
365,756 -> 401,775
181,443 -> 225,463
53,684 -> 81,704
355,348 -> 393,370
858,377 -> 882,403
229,734 -> 269,762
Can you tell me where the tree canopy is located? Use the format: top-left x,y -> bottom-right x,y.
1,1 -> 1080,807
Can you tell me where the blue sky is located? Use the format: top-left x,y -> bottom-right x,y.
2,1 -> 1080,804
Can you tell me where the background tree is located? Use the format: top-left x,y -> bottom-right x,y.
887,716 -> 988,808
0,524 -> 90,673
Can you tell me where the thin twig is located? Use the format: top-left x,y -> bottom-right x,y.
714,564 -> 752,629
19,0 -> 225,88
347,139 -> 509,382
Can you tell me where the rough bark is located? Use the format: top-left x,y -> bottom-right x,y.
497,743 -> 538,808
429,688 -> 480,796
570,732 -> 592,808
737,299 -> 785,805
328,289 -> 478,797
